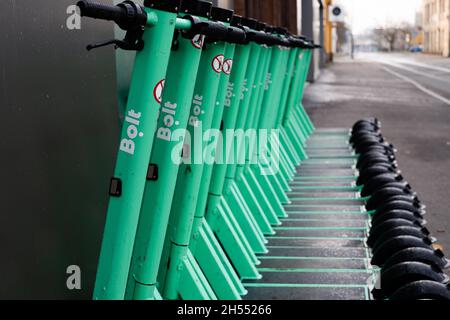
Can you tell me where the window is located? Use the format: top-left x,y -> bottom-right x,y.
425,3 -> 430,24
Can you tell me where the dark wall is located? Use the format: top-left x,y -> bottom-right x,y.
234,0 -> 298,34
0,0 -> 119,299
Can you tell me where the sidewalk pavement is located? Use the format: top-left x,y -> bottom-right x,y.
303,54 -> 450,256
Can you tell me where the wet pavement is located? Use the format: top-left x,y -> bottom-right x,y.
303,52 -> 450,256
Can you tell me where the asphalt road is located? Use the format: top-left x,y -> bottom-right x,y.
303,52 -> 450,256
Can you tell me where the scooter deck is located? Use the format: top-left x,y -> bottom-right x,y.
244,131 -> 378,300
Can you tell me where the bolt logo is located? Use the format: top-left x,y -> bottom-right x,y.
212,54 -> 224,73
264,73 -> 272,91
224,82 -> 234,107
240,79 -> 248,101
191,34 -> 205,49
157,101 -> 178,141
222,59 -> 233,75
120,110 -> 144,155
189,95 -> 204,127
153,79 -> 165,104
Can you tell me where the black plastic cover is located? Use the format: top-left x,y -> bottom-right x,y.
374,200 -> 425,218
371,209 -> 424,226
241,17 -> 258,30
389,281 -> 450,300
371,235 -> 434,266
210,7 -> 233,23
231,15 -> 242,27
373,262 -> 449,299
372,226 -> 431,252
383,247 -> 450,271
368,218 -> 424,247
180,0 -> 212,18
144,0 -> 181,13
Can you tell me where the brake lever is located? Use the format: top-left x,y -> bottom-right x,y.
87,39 -> 121,51
86,26 -> 145,51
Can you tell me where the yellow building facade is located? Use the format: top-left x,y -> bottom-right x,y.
423,0 -> 450,56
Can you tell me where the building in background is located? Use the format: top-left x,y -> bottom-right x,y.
412,9 -> 425,49
423,0 -> 450,56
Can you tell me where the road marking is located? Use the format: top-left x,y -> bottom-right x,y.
361,54 -> 450,74
397,59 -> 450,74
382,61 -> 449,83
383,66 -> 450,106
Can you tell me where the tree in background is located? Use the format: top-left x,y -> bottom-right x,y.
372,22 -> 414,52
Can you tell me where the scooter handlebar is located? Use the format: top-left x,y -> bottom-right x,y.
77,0 -> 147,30
77,1 -> 124,21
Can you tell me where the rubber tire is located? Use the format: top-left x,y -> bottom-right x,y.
383,248 -> 450,271
371,235 -> 434,266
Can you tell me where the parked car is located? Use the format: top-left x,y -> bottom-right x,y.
410,46 -> 423,53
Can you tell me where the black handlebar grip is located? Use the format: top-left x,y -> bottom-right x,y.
77,1 -> 147,30
206,25 -> 247,45
181,16 -> 247,45
224,26 -> 247,44
246,30 -> 279,46
77,1 -> 124,22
